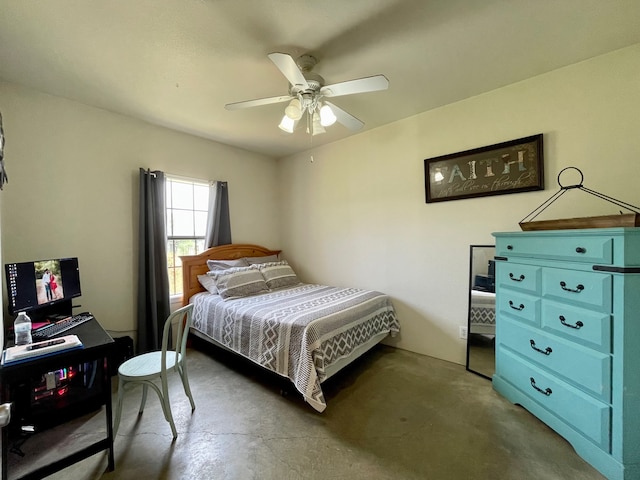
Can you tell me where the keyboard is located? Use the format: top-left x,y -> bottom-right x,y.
32,312 -> 94,340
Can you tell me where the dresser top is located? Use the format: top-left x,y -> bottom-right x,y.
493,227 -> 640,238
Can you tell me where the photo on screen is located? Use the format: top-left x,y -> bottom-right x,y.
34,260 -> 64,305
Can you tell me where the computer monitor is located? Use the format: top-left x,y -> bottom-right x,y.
4,257 -> 82,317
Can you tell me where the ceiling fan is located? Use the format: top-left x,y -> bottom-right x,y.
225,52 -> 389,136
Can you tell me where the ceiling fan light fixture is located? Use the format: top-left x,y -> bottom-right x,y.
284,99 -> 302,120
319,104 -> 337,127
278,115 -> 296,133
227,52 -> 389,139
311,111 -> 325,136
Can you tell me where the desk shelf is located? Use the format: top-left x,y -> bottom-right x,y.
1,318 -> 115,480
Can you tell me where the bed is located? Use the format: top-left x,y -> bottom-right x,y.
469,289 -> 496,335
180,244 -> 400,412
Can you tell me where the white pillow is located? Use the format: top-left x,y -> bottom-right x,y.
206,258 -> 249,271
244,254 -> 280,265
197,274 -> 218,294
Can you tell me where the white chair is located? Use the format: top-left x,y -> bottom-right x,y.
113,304 -> 195,439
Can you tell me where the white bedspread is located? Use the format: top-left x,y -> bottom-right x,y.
190,283 -> 399,412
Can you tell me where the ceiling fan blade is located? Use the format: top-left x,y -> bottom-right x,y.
325,101 -> 364,131
321,75 -> 389,98
268,52 -> 309,90
225,94 -> 292,111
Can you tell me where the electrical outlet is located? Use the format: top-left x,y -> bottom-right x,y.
459,326 -> 468,340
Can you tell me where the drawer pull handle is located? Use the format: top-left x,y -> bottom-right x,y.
509,301 -> 525,311
509,273 -> 525,282
560,281 -> 584,293
530,377 -> 552,396
559,315 -> 584,329
530,339 -> 552,355
575,247 -> 587,254
507,245 -> 513,250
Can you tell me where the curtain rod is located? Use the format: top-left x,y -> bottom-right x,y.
142,169 -> 225,186
165,172 -> 217,185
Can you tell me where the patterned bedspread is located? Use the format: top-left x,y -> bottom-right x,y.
470,290 -> 496,327
190,283 -> 400,412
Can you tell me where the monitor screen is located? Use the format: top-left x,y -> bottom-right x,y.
5,257 -> 81,315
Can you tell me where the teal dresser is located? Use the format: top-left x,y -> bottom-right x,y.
492,228 -> 640,480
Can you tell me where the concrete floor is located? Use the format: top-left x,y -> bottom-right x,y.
7,341 -> 604,480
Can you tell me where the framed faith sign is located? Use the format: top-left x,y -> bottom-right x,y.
424,134 -> 544,203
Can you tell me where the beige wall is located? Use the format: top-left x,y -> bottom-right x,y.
1,44 -> 638,366
278,43 -> 640,365
0,82 -> 280,338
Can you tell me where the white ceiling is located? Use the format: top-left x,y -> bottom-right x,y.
1,0 -> 639,158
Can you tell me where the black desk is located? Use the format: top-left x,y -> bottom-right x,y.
0,318 -> 115,480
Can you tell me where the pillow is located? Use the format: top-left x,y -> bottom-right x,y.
206,258 -> 248,271
244,254 -> 280,265
209,266 -> 269,299
256,261 -> 300,290
197,274 -> 218,294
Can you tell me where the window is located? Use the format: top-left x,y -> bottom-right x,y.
165,176 -> 209,297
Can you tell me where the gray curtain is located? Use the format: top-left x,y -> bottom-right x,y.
137,168 -> 170,353
205,181 -> 232,248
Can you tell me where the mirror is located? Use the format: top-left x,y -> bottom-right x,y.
466,245 -> 496,380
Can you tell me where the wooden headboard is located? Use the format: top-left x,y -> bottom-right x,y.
180,244 -> 281,306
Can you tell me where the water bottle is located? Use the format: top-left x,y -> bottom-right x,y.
14,312 -> 32,346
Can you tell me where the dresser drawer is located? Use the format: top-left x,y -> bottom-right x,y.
496,235 -> 613,264
497,290 -> 541,326
542,268 -> 612,313
497,347 -> 611,450
542,300 -> 611,353
500,318 -> 611,401
496,262 -> 541,294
